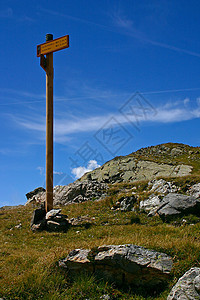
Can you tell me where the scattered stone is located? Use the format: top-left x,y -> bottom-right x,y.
167,267 -> 200,299
170,147 -> 183,156
187,183 -> 200,199
59,244 -> 173,288
119,196 -> 136,211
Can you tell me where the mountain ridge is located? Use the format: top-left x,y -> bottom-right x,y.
79,142 -> 199,184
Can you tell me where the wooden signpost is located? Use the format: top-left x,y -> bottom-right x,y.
37,34 -> 69,213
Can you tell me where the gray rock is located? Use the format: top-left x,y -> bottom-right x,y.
167,267 -> 200,299
157,193 -> 200,219
59,244 -> 173,287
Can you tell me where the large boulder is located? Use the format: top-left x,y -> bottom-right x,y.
59,244 -> 173,288
167,267 -> 200,299
140,193 -> 200,219
156,193 -> 200,219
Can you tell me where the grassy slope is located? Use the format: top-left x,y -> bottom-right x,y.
1,180 -> 200,300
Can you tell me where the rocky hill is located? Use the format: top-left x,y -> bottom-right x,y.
80,142 -> 199,183
25,143 -> 200,209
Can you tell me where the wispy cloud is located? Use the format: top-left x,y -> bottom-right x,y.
9,97 -> 200,144
111,10 -> 200,58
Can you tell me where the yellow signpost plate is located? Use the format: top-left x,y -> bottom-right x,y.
37,35 -> 69,57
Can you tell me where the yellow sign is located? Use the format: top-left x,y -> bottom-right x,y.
37,35 -> 69,57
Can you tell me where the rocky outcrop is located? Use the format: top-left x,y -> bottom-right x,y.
59,244 -> 173,288
25,180 -> 108,206
80,159 -> 192,184
25,143 -> 199,208
167,267 -> 200,299
140,193 -> 200,219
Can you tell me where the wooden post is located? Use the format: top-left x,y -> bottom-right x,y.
37,33 -> 69,213
45,34 -> 54,213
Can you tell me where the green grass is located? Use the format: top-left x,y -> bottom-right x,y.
1,187 -> 200,300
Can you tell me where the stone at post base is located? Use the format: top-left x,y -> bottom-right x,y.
30,207 -> 70,232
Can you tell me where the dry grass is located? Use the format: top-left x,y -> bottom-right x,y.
1,193 -> 200,299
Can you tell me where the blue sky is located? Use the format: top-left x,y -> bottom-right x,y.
1,0 -> 200,206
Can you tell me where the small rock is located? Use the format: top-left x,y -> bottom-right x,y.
100,295 -> 111,300
15,223 -> 22,229
46,209 -> 61,220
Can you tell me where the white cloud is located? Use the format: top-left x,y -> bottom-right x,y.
71,160 -> 100,179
